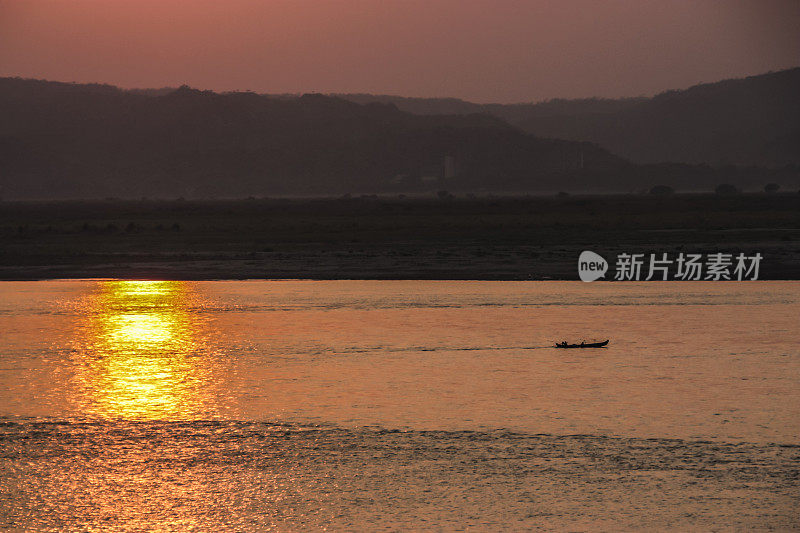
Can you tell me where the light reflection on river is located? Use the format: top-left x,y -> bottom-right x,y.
71,280 -> 222,420
0,280 -> 798,530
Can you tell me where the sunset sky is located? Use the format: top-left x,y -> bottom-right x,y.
1,0 -> 798,103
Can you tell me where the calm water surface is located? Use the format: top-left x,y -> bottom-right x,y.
1,280 -> 798,530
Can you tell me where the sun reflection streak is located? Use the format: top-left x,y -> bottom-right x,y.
73,280 -> 221,420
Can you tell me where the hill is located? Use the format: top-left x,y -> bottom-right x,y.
0,78 -> 626,199
336,68 -> 800,167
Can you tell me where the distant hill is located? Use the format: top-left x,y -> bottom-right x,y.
337,93 -> 647,126
336,68 -> 800,167
0,77 -> 797,199
0,77 -> 629,199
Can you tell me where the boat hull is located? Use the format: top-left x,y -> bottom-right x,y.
554,340 -> 609,348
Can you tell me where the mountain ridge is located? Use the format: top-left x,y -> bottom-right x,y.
333,68 -> 800,167
0,77 -> 626,199
0,73 -> 798,199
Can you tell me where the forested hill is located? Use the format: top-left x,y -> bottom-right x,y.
1,76 -> 797,200
337,68 -> 800,168
0,77 -> 626,199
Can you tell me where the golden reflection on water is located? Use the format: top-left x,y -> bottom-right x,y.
74,280 -> 220,420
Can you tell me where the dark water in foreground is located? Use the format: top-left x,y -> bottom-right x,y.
1,281 -> 798,530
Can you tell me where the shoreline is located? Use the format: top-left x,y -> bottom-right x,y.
3,194 -> 798,280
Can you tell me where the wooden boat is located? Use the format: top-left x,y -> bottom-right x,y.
554,340 -> 609,348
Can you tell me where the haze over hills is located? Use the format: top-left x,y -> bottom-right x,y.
337,68 -> 800,168
0,73 -> 798,200
337,94 -> 647,127
0,77 -> 630,199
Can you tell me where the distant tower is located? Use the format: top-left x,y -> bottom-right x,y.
443,155 -> 456,179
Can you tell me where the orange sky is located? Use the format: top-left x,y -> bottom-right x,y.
1,0 -> 798,103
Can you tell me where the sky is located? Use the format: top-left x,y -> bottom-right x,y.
1,0 -> 798,103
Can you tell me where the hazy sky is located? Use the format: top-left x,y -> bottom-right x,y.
1,0 -> 798,103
